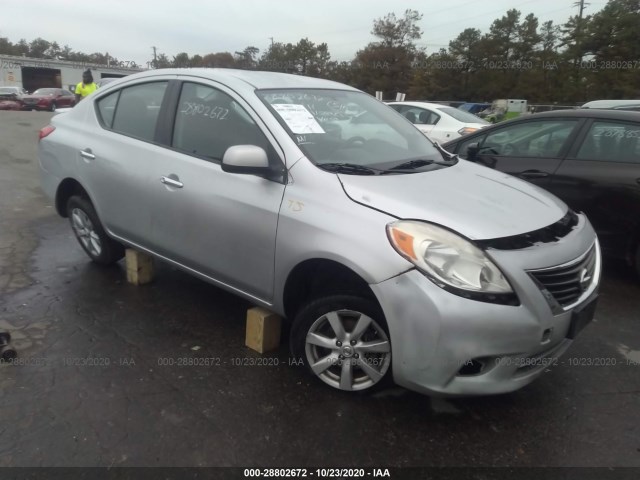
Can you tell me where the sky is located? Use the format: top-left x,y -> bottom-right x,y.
0,0 -> 609,65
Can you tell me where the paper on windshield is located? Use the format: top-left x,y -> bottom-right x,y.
271,104 -> 325,134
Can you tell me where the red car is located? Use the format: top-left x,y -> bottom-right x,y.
21,88 -> 76,112
0,86 -> 27,110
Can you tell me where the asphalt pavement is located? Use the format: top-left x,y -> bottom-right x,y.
0,110 -> 638,469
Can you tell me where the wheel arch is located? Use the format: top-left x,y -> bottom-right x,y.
55,178 -> 91,217
282,258 -> 379,321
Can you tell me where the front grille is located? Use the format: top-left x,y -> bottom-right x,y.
528,244 -> 597,308
23,99 -> 37,104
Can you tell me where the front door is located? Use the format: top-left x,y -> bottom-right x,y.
148,81 -> 287,301
473,118 -> 582,190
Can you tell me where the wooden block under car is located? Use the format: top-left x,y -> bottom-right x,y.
245,307 -> 282,353
125,248 -> 155,285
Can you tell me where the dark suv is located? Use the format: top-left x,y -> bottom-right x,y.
443,109 -> 640,276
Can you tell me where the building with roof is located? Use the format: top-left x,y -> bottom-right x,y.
0,54 -> 144,92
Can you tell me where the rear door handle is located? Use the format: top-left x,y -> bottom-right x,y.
80,149 -> 95,160
161,176 -> 184,188
520,170 -> 549,179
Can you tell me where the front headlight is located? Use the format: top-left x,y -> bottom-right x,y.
387,220 -> 513,295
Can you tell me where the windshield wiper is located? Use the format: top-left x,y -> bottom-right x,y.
387,159 -> 437,171
318,163 -> 379,175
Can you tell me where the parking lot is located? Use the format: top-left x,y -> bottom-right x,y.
0,110 -> 639,469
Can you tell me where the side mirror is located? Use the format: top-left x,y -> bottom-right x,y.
221,145 -> 271,176
466,142 -> 480,161
467,143 -> 497,169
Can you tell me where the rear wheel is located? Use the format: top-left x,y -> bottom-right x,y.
67,195 -> 124,265
50,102 -> 57,112
290,295 -> 392,392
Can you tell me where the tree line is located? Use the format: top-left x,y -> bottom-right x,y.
1,0 -> 638,103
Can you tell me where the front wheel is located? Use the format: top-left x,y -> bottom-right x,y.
290,295 -> 392,392
50,102 -> 57,112
67,195 -> 124,265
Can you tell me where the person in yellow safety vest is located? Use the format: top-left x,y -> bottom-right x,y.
75,70 -> 98,103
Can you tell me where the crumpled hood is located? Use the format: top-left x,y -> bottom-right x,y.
339,161 -> 567,240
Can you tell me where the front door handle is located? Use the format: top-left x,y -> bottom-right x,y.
80,149 -> 95,160
520,170 -> 549,179
161,176 -> 184,188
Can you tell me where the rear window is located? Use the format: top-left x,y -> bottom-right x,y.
98,82 -> 168,142
576,121 -> 640,163
96,90 -> 120,128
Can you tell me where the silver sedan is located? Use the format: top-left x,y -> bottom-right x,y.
38,69 -> 601,396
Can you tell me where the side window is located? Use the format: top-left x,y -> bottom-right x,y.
111,82 -> 168,142
401,107 -> 439,125
172,82 -> 269,161
417,109 -> 439,125
96,90 -> 120,128
480,120 -> 578,157
576,121 -> 640,163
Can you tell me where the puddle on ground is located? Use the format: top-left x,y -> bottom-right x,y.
617,343 -> 640,364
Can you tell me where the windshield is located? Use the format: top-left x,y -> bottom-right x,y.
257,89 -> 443,170
33,88 -> 56,95
438,106 -> 489,124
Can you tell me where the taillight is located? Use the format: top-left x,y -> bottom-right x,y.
458,127 -> 479,136
39,125 -> 55,141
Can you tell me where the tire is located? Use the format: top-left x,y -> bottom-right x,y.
1,345 -> 17,362
67,195 -> 124,265
50,102 -> 56,112
634,243 -> 640,280
290,295 -> 392,392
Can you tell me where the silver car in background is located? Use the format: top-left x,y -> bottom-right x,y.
38,69 -> 601,396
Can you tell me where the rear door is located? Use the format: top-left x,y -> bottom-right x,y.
81,79 -> 170,245
552,119 -> 640,257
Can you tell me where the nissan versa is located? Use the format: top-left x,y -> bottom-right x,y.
38,69 -> 601,396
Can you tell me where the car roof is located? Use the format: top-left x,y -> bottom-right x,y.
387,101 -> 451,109
520,109 -> 640,121
442,109 -> 640,147
119,68 -> 357,91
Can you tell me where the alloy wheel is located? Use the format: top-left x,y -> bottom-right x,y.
304,309 -> 391,391
71,207 -> 102,257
